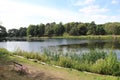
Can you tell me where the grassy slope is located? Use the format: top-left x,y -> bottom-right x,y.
53,35 -> 120,39
30,35 -> 120,40
0,54 -> 119,80
7,35 -> 120,41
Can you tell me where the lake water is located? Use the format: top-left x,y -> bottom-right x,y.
0,38 -> 120,58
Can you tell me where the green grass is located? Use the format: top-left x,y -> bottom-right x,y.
7,35 -> 120,41
52,35 -> 120,40
12,48 -> 120,76
7,56 -> 119,80
0,48 -> 120,80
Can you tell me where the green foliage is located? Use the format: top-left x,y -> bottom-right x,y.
45,23 -> 54,36
87,21 -> 97,35
77,23 -> 87,35
8,27 -> 26,37
91,52 -> 120,76
0,48 -> 9,55
64,23 -> 71,33
37,23 -> 45,36
104,22 -> 120,35
19,27 -> 27,37
69,27 -> 79,36
82,50 -> 106,63
27,24 -> 45,37
54,22 -> 65,36
104,52 -> 120,75
0,25 -> 7,37
27,24 -> 38,37
6,21 -> 120,37
74,61 -> 92,71
96,25 -> 106,35
3,47 -> 120,76
58,56 -> 73,68
91,58 -> 106,74
8,29 -> 19,37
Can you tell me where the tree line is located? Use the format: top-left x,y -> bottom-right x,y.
1,21 -> 120,38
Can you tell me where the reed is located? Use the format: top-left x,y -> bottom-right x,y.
1,48 -> 120,76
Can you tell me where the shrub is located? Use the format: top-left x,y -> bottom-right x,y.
40,54 -> 49,62
91,58 -> 106,74
58,56 -> 73,68
91,52 -> 120,76
75,61 -> 92,72
0,48 -> 9,55
104,52 -> 120,75
82,50 -> 106,63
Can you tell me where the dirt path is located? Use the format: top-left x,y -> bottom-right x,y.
0,61 -> 64,80
25,64 -> 64,80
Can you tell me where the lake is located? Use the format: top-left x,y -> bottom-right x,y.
0,38 -> 120,58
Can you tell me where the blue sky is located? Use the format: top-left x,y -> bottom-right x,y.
0,0 -> 120,29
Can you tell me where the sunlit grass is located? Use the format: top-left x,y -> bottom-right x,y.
1,48 -> 120,80
11,48 -> 120,76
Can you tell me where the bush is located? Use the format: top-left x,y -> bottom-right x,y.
58,56 -> 73,68
74,61 -> 92,72
0,48 -> 9,55
91,59 -> 106,74
82,50 -> 106,63
91,52 -> 120,76
104,52 -> 120,75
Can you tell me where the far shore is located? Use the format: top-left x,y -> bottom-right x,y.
2,35 -> 120,41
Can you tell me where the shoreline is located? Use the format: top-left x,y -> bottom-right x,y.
2,35 -> 120,41
0,48 -> 120,80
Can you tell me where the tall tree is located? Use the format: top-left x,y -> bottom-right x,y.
69,27 -> 79,36
64,22 -> 78,34
104,22 -> 120,35
64,23 -> 71,33
77,23 -> 87,35
37,23 -> 45,36
8,29 -> 19,37
19,27 -> 27,37
54,22 -> 65,36
87,21 -> 97,35
0,25 -> 7,37
45,23 -> 55,36
96,25 -> 106,35
27,24 -> 37,37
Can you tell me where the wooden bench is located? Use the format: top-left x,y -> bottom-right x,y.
13,61 -> 28,74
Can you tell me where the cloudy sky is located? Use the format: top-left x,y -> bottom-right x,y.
0,0 -> 120,29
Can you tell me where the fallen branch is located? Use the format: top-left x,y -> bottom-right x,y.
13,61 -> 28,75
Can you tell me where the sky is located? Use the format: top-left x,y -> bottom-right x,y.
0,0 -> 120,29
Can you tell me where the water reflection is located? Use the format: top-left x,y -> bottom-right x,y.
0,39 -> 120,55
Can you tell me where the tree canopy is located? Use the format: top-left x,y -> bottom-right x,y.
1,21 -> 120,38
0,25 -> 7,37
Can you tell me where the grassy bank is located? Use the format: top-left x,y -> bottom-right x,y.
28,35 -> 120,41
0,48 -> 120,80
53,35 -> 120,40
5,35 -> 120,41
0,48 -> 119,80
29,35 -> 120,40
13,48 -> 120,76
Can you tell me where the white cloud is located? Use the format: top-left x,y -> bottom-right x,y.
0,0 -> 83,29
0,0 -> 120,29
111,0 -> 119,4
85,0 -> 95,5
74,0 -> 95,6
79,5 -> 108,14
